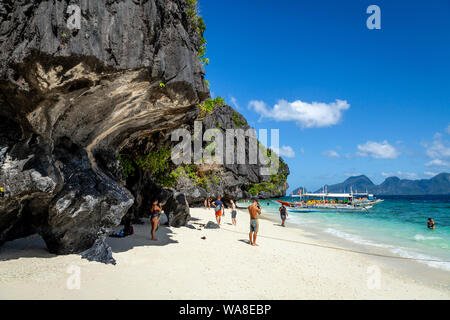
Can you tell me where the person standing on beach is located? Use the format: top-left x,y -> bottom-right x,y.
248,199 -> 262,246
150,199 -> 162,241
279,204 -> 288,227
207,198 -> 211,210
230,200 -> 237,226
213,196 -> 224,226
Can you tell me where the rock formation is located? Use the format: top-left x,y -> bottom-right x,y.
0,0 -> 289,263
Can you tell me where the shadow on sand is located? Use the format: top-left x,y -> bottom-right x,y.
238,239 -> 251,245
107,219 -> 178,254
0,219 -> 181,261
0,234 -> 56,261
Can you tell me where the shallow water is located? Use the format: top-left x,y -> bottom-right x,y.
237,195 -> 450,272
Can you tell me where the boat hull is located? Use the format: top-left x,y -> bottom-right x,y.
287,206 -> 371,213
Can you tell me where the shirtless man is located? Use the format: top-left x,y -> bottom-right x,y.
248,199 -> 262,246
230,199 -> 237,226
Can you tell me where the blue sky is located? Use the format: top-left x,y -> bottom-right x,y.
199,0 -> 450,192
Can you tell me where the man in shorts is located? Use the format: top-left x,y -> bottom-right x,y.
213,196 -> 224,226
230,199 -> 237,226
248,199 -> 262,246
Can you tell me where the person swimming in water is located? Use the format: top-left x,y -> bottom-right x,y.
427,218 -> 435,229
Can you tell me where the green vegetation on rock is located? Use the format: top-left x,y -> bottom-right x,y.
118,146 -> 177,187
134,146 -> 171,174
247,170 -> 288,196
197,96 -> 225,117
248,182 -> 277,196
232,111 -> 247,128
187,0 -> 208,66
117,154 -> 135,178
169,165 -> 209,189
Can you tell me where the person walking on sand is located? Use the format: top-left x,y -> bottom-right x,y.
150,199 -> 162,241
230,199 -> 237,226
248,199 -> 262,246
213,196 -> 224,226
279,204 -> 288,227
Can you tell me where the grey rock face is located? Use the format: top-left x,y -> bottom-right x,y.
163,191 -> 190,227
204,221 -> 219,229
0,0 -> 208,262
171,105 -> 290,205
0,1 -> 290,263
81,237 -> 116,265
0,0 -> 208,98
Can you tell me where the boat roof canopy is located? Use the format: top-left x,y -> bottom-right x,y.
302,193 -> 353,198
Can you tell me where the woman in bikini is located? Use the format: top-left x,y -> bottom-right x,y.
150,199 -> 162,241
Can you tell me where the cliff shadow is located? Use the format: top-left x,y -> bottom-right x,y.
0,234 -> 56,261
0,220 -> 179,261
107,219 -> 178,254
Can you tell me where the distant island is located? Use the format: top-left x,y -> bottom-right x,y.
293,173 -> 450,195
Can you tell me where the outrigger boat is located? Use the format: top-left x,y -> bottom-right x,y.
276,187 -> 383,213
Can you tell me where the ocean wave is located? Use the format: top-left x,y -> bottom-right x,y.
324,228 -> 450,272
414,234 -> 441,241
389,248 -> 450,272
324,228 -> 392,249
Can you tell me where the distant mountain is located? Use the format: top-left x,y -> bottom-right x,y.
307,173 -> 450,195
315,175 -> 375,193
291,186 -> 308,195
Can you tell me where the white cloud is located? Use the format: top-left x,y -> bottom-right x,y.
248,99 -> 350,128
356,141 -> 399,159
424,171 -> 438,177
323,150 -> 340,158
230,96 -> 240,110
344,153 -> 353,159
422,130 -> 450,168
273,145 -> 296,158
425,137 -> 450,159
381,171 -> 418,179
425,159 -> 450,167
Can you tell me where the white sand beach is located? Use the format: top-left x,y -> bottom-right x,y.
0,207 -> 449,300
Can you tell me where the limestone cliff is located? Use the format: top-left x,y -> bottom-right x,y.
0,0 -> 289,263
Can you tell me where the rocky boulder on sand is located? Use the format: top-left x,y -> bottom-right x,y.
0,0 -> 289,263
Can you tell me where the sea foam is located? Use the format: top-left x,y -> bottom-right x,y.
413,234 -> 441,241
324,228 -> 392,249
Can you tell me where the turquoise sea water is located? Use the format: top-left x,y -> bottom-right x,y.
238,195 -> 450,271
